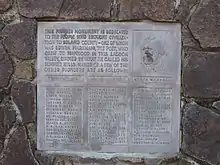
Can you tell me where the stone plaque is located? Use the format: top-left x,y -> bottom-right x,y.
37,22 -> 181,155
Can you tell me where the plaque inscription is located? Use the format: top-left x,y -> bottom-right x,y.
37,22 -> 181,154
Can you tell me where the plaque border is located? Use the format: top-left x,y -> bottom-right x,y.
37,22 -> 181,158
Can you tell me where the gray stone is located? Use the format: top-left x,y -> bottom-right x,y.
54,156 -> 115,165
181,25 -> 199,48
0,43 -> 13,88
78,158 -> 115,165
14,60 -> 35,80
189,0 -> 220,48
160,158 -> 192,165
18,0 -> 63,18
117,157 -> 143,163
182,103 -> 220,164
175,0 -> 199,22
26,123 -> 36,151
0,22 -> 5,31
2,20 -> 36,60
116,162 -> 143,165
0,43 -> 6,61
0,5 -> 20,25
11,81 -> 36,123
59,0 -> 111,19
0,143 -> 2,154
118,0 -> 175,21
35,151 -> 54,165
0,91 -> 5,103
54,156 -> 77,165
177,159 -> 192,165
144,159 -> 162,165
0,105 -> 16,152
183,51 -> 220,98
0,106 -> 16,126
212,101 -> 220,111
0,0 -> 12,13
1,127 -> 38,165
71,163 -> 100,165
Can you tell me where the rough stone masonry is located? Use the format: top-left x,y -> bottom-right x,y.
0,0 -> 220,164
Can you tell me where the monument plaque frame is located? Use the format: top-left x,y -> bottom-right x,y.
37,22 -> 181,157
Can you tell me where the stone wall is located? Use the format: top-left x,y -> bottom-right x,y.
0,0 -> 220,164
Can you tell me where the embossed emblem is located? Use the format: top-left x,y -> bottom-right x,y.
142,46 -> 157,65
140,36 -> 165,66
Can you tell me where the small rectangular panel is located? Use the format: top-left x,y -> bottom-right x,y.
45,87 -> 83,145
88,87 -> 128,152
132,88 -> 172,145
37,22 -> 181,156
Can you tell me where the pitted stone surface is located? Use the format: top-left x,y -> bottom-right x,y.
182,25 -> 199,48
0,43 -> 6,61
0,0 -> 12,13
213,101 -> 220,111
59,0 -> 111,19
0,0 -> 218,164
75,157 -> 115,165
35,151 -> 54,165
117,157 -> 143,163
2,20 -> 36,60
0,22 -> 5,31
175,0 -> 199,22
118,0 -> 175,21
182,103 -> 220,165
189,0 -> 220,48
160,158 -> 192,165
116,162 -> 143,165
0,105 -> 16,152
74,164 -> 100,165
14,60 -> 35,80
26,123 -> 36,151
183,51 -> 220,98
1,127 -> 38,165
54,157 -> 74,165
144,159 -> 161,165
0,43 -> 13,88
11,81 -> 36,123
17,0 -> 63,18
0,7 -> 20,25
